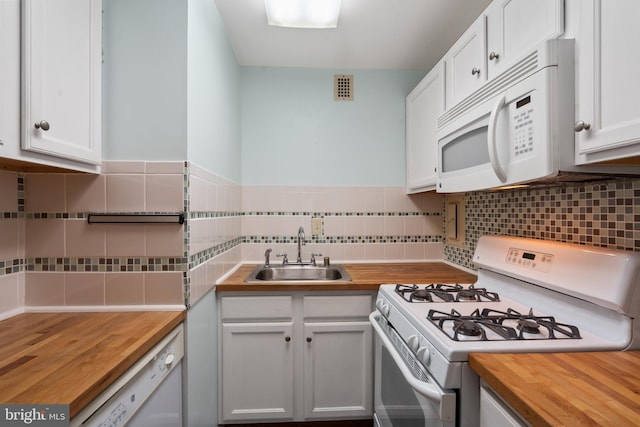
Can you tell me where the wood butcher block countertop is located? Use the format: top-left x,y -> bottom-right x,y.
216,262 -> 478,291
470,352 -> 640,426
0,311 -> 185,419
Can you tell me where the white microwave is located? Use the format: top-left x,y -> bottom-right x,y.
435,39 -> 627,193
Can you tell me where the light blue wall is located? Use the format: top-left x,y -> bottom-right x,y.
103,1 -> 423,186
240,67 -> 425,186
102,0 -> 241,183
187,0 -> 241,182
102,0 -> 188,161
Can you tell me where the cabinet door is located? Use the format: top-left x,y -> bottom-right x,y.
303,322 -> 373,419
445,16 -> 487,109
406,62 -> 445,193
575,0 -> 640,164
0,0 -> 20,157
486,0 -> 564,79
21,0 -> 101,165
480,383 -> 528,427
221,322 -> 294,422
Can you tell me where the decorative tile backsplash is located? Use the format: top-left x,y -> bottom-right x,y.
444,178 -> 640,270
240,186 -> 445,262
3,162 -> 640,318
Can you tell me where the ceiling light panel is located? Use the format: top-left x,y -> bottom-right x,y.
265,0 -> 341,28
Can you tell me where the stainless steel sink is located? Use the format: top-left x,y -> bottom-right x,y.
245,264 -> 352,282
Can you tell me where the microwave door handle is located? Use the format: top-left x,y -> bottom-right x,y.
370,312 -> 447,404
488,95 -> 507,182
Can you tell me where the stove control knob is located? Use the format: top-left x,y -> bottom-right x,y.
416,347 -> 430,366
407,335 -> 419,352
376,299 -> 390,317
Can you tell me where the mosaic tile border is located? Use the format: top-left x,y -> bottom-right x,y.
23,212 -> 185,219
0,258 -> 24,276
17,174 -> 24,212
25,257 -> 189,272
243,235 -> 444,244
242,212 -> 442,217
190,211 -> 242,219
189,237 -> 243,269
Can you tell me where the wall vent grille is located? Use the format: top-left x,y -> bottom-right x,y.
334,74 -> 353,101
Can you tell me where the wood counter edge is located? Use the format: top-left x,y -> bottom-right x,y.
70,310 -> 186,418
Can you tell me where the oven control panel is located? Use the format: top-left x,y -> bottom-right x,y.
506,247 -> 553,272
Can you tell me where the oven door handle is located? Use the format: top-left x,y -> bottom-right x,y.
370,312 -> 451,407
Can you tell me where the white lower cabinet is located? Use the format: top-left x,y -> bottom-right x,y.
221,322 -> 295,422
480,381 -> 529,427
218,293 -> 374,424
303,322 -> 373,419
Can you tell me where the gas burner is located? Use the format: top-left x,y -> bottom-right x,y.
456,290 -> 479,301
517,318 -> 541,334
394,283 -> 499,303
482,308 -> 581,340
454,319 -> 483,337
428,309 -> 519,341
454,284 -> 500,302
411,290 -> 433,302
427,308 -> 581,342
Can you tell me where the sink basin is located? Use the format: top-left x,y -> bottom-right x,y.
245,264 -> 352,282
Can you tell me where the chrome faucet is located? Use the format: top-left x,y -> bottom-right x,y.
296,226 -> 305,263
264,248 -> 272,267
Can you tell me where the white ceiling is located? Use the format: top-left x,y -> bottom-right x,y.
213,0 -> 492,70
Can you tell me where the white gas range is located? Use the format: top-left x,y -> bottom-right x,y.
370,235 -> 640,427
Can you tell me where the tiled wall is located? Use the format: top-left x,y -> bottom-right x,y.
6,166 -> 639,318
241,186 -> 444,263
445,177 -> 640,269
0,170 -> 23,318
22,162 -> 187,309
0,161 -> 245,318
187,163 -> 241,304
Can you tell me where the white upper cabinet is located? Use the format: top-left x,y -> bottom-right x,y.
486,0 -> 564,79
444,0 -> 564,109
444,16 -> 487,109
574,0 -> 640,164
406,61 -> 445,193
21,0 -> 101,167
0,0 -> 21,159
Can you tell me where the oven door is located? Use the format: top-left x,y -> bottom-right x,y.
370,312 -> 456,427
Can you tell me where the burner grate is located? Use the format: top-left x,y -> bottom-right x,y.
427,307 -> 581,342
395,283 -> 499,303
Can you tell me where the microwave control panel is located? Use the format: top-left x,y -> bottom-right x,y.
512,95 -> 534,157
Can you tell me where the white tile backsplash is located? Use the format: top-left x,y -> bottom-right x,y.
4,161 -> 448,315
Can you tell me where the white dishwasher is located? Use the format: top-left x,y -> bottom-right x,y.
71,324 -> 184,427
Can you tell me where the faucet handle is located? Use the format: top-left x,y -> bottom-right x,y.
276,253 -> 289,265
310,253 -> 322,266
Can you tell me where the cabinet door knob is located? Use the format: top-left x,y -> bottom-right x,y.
306,337 -> 312,343
34,120 -> 50,131
471,67 -> 481,76
574,121 -> 591,132
285,336 -> 291,342
489,52 -> 499,61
